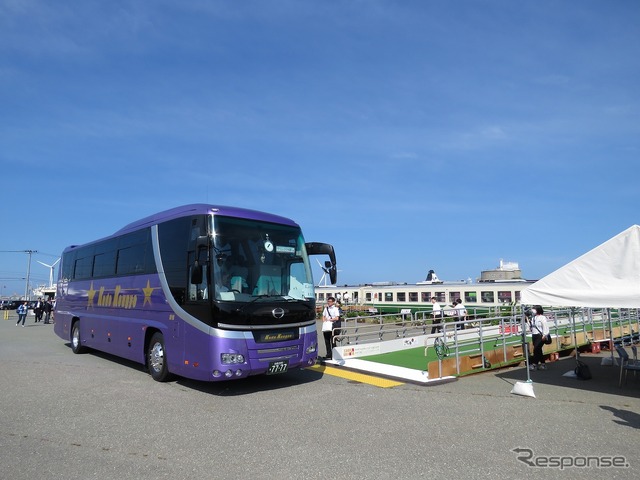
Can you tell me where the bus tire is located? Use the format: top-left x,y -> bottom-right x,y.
70,321 -> 86,354
147,332 -> 171,382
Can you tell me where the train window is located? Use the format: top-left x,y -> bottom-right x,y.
465,291 -> 477,303
397,292 -> 406,302
421,292 -> 430,302
409,292 -> 418,302
449,292 -> 460,303
384,292 -> 393,302
481,291 -> 495,303
498,291 -> 512,303
366,292 -> 372,302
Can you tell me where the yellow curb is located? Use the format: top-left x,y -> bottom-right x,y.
307,363 -> 404,388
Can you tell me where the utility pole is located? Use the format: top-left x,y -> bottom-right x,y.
0,250 -> 38,299
24,250 -> 37,300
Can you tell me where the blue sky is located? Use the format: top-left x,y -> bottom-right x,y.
1,0 -> 639,297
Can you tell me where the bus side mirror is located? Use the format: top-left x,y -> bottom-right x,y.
328,264 -> 337,285
305,242 -> 337,285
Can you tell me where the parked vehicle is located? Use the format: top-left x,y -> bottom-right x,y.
0,300 -> 22,310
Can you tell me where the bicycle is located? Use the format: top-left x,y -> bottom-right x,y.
433,336 -> 450,360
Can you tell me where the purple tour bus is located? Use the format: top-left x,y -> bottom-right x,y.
53,204 -> 337,382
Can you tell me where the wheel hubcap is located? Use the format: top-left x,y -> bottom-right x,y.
149,342 -> 164,372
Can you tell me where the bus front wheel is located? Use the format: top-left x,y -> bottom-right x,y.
147,333 -> 171,382
70,321 -> 86,354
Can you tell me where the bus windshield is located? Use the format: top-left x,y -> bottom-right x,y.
210,216 -> 314,302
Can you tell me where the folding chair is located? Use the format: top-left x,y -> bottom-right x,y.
615,346 -> 640,387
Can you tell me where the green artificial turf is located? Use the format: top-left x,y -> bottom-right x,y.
360,335 -> 524,370
358,322 -> 618,371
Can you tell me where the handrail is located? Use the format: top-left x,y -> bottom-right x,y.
330,307 -> 640,378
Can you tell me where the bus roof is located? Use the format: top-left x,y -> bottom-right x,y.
114,204 -> 299,235
64,204 -> 300,252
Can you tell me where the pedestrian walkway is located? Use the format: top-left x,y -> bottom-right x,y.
320,356 -> 456,385
321,347 -> 640,398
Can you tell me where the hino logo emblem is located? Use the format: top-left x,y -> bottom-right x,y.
272,308 -> 285,319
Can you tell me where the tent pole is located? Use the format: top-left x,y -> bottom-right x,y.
522,306 -> 532,382
607,308 -> 614,363
572,308 -> 580,361
509,305 -> 536,397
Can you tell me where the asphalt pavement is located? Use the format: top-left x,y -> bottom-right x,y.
0,310 -> 638,479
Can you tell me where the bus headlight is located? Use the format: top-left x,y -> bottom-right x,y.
306,343 -> 317,354
221,353 -> 245,364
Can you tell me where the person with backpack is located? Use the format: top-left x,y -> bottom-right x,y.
16,302 -> 28,327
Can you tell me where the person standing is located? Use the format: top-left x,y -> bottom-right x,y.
321,296 -> 341,360
528,305 -> 550,370
453,298 -> 467,330
34,298 -> 44,322
16,302 -> 28,327
43,299 -> 53,324
430,297 -> 442,334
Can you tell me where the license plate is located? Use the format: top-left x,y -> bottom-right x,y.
266,360 -> 289,375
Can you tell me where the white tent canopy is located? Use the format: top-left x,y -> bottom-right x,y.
520,225 -> 640,308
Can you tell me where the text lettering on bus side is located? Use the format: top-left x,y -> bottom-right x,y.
96,285 -> 138,309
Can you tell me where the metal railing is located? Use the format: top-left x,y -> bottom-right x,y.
330,307 -> 640,378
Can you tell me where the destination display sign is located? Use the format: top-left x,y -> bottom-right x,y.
254,329 -> 299,343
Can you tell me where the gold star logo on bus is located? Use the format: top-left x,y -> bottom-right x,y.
142,280 -> 157,306
87,282 -> 97,308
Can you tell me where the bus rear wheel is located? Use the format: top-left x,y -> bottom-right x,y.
147,332 -> 171,382
70,321 -> 86,354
